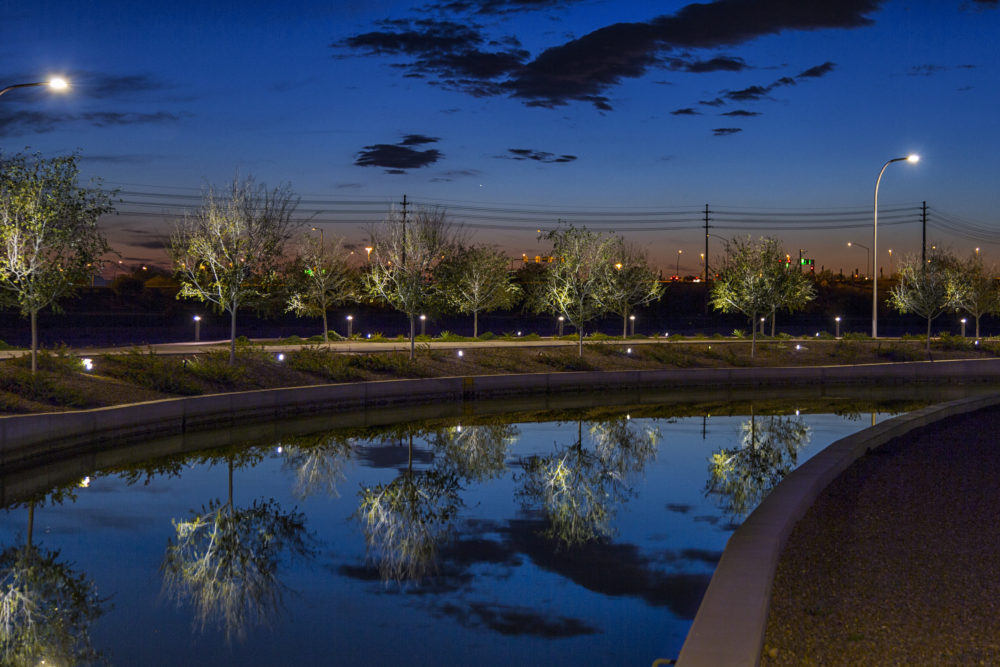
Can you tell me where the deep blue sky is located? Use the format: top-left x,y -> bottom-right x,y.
5,0 -> 1000,275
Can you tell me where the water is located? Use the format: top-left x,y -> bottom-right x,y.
0,397 -> 950,665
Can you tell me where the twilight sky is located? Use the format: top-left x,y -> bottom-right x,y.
5,0 -> 1000,276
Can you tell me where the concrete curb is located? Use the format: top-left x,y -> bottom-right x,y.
675,392 -> 1000,666
1,358 -> 999,472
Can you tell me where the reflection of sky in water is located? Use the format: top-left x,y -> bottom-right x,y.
0,410 -> 884,666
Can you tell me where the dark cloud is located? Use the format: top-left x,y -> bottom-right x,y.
971,0 -> 998,6
683,56 -> 748,73
424,0 -> 578,15
908,64 -> 945,77
713,127 -> 742,136
0,110 -> 180,137
671,108 -> 700,115
501,148 -> 577,163
339,0 -> 882,110
438,602 -> 600,637
699,98 -> 726,107
797,61 -> 836,78
724,85 -> 770,101
354,135 -> 444,172
721,109 -> 760,117
131,239 -> 168,250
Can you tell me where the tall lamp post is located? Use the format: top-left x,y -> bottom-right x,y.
0,77 -> 68,98
873,154 -> 919,338
675,250 -> 682,278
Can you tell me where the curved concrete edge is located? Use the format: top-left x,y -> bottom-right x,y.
1,357 -> 999,472
675,391 -> 1000,666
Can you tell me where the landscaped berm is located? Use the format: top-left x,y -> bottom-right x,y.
0,334 -> 993,414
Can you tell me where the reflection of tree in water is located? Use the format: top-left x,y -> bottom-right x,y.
706,410 -> 811,518
0,502 -> 106,667
162,459 -> 312,643
279,433 -> 355,500
430,422 -> 519,483
356,434 -> 462,583
518,418 -> 659,547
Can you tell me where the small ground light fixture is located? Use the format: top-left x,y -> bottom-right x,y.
82,358 -> 93,371
457,350 -> 464,357
277,353 -> 285,362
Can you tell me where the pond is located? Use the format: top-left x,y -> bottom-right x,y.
0,390 -> 979,666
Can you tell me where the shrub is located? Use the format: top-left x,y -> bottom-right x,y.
477,331 -> 496,341
0,367 -> 88,406
11,346 -> 82,374
843,332 -> 870,340
286,347 -> 362,382
186,352 -> 246,385
934,332 -> 973,351
104,349 -> 203,395
640,344 -> 696,367
347,353 -> 429,377
831,340 -> 863,362
535,351 -> 595,371
877,343 -> 923,362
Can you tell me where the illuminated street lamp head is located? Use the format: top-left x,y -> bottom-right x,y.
48,77 -> 69,90
906,154 -> 919,163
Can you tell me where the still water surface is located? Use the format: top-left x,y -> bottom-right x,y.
0,400 -> 930,665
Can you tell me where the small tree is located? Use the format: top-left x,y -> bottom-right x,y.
536,226 -> 615,357
437,244 -> 520,337
0,153 -> 114,372
601,238 -> 664,339
170,175 -> 299,365
769,262 -> 816,336
363,206 -> 462,359
888,250 -> 960,358
949,252 -> 1000,339
285,234 -> 356,342
709,236 -> 786,358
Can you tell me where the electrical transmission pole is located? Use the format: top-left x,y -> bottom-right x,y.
921,201 -> 927,265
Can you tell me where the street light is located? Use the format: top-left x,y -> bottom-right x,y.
419,314 -> 426,337
629,314 -> 636,336
835,316 -> 841,339
961,318 -> 967,338
0,77 -> 69,98
346,315 -> 353,339
873,154 -> 919,338
310,226 -> 324,245
676,250 -> 682,277
557,315 -> 564,337
847,242 -> 870,279
193,315 -> 201,342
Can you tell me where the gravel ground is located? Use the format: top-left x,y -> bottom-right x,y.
762,406 -> 1000,665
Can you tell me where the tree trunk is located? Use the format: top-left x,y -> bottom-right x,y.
622,313 -> 628,340
322,309 -> 329,343
976,314 -> 982,340
925,316 -> 933,361
578,327 -> 584,357
30,309 -> 38,374
229,308 -> 238,366
409,313 -> 416,360
474,310 -> 479,339
750,314 -> 757,359
770,307 -> 776,337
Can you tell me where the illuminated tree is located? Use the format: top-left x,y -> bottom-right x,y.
285,234 -> 357,342
430,422 -> 519,483
0,504 -> 106,666
170,175 -> 299,364
601,238 -> 664,339
436,245 -> 521,337
888,250 -> 961,358
363,206 -> 463,359
279,433 -> 355,500
536,226 -> 616,356
161,461 -> 312,642
949,252 -> 1000,339
356,435 -> 461,582
518,418 -> 658,547
0,152 -> 113,372
706,411 -> 810,518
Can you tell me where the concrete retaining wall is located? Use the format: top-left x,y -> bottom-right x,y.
1,358 -> 999,472
676,392 -> 1000,666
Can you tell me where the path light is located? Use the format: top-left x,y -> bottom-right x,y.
419,314 -> 426,337
629,314 -> 636,337
193,315 -> 201,342
557,316 -> 564,337
961,318 -> 967,338
835,316 -> 841,339
457,350 -> 464,358
346,314 -> 353,339
277,353 -> 285,362
82,358 -> 93,371
873,154 -> 920,338
626,347 -> 632,354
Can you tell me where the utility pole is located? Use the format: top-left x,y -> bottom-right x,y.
703,204 -> 711,281
400,193 -> 408,268
921,201 -> 927,264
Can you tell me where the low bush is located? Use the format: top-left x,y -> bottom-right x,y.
535,351 -> 595,371
0,367 -> 88,407
477,331 -> 497,341
842,332 -> 871,341
286,347 -> 362,382
11,347 -> 83,374
640,343 -> 696,367
934,332 -> 974,351
104,349 -> 203,395
185,352 -> 246,386
877,343 -> 924,362
347,353 -> 429,377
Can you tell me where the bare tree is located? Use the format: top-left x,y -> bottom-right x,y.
888,250 -> 961,358
536,226 -> 615,357
363,206 -> 462,359
285,234 -> 357,342
0,153 -> 113,372
170,175 -> 299,364
600,237 -> 664,339
436,244 -> 520,337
